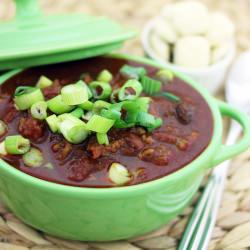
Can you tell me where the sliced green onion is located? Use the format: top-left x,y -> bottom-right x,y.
14,86 -> 33,96
46,114 -> 59,133
120,65 -> 147,80
47,95 -> 74,114
136,112 -> 156,127
136,112 -> 163,131
118,79 -> 142,101
122,97 -> 151,113
61,81 -> 89,105
82,111 -> 94,121
86,115 -> 114,133
147,118 -> 163,132
100,102 -> 135,129
93,100 -> 111,113
59,114 -> 88,144
0,141 -> 7,155
78,101 -> 94,111
114,120 -> 134,129
81,81 -> 93,99
108,163 -> 131,186
97,133 -> 109,145
100,108 -> 121,121
154,92 -> 181,102
5,135 -> 30,155
110,88 -> 120,103
156,69 -> 174,82
14,87 -> 44,110
70,107 -> 84,118
140,76 -> 162,95
30,101 -> 47,120
89,81 -> 112,100
125,111 -> 138,124
97,70 -> 113,83
36,75 -> 53,89
43,162 -> 54,169
23,147 -> 44,167
0,120 -> 7,137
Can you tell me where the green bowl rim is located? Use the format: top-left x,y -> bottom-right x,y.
0,53 -> 222,198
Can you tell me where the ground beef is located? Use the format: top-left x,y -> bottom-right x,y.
3,106 -> 19,123
139,145 -> 171,166
87,137 -> 124,159
51,139 -> 72,161
18,117 -> 44,141
42,80 -> 61,99
67,156 -> 94,182
121,133 -> 144,156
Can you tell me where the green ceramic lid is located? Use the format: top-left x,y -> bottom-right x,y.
0,0 -> 136,70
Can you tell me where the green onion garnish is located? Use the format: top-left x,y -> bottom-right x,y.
5,135 -> 30,155
140,76 -> 162,95
36,76 -> 53,89
156,69 -> 174,82
108,163 -> 131,186
46,114 -> 59,133
61,81 -> 89,105
82,111 -> 94,121
110,88 -> 120,103
82,81 -> 93,99
47,95 -> 74,114
59,114 -> 88,144
147,118 -> 163,132
154,92 -> 181,102
93,100 -> 111,113
120,65 -> 147,80
136,112 -> 156,127
97,133 -> 109,145
30,101 -> 47,120
100,108 -> 121,121
86,115 -> 114,134
118,79 -> 142,101
136,112 -> 163,132
14,87 -> 44,110
122,97 -> 151,113
0,141 -> 7,155
0,120 -> 7,137
70,107 -> 84,119
97,70 -> 113,83
44,162 -> 54,169
89,81 -> 112,100
23,147 -> 44,167
78,101 -> 94,111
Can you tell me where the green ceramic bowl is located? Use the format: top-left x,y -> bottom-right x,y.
0,54 -> 250,241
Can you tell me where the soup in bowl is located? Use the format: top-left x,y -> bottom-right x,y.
0,54 -> 249,241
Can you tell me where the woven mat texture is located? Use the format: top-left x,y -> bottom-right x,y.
0,0 -> 250,249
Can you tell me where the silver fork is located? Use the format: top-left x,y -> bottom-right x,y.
179,51 -> 250,250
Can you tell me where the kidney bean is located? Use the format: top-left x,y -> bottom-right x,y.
176,103 -> 194,124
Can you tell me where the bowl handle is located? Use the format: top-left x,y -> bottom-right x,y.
210,100 -> 250,167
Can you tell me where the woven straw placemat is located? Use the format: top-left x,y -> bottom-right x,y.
1,1 -> 250,249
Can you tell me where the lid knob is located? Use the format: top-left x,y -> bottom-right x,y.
14,0 -> 41,20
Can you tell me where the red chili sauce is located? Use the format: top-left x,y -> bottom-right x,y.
0,57 -> 213,187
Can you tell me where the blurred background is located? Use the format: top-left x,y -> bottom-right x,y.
1,0 -> 250,55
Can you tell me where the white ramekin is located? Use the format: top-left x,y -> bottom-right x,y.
141,19 -> 236,94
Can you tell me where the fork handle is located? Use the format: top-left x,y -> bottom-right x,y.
179,121 -> 242,250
